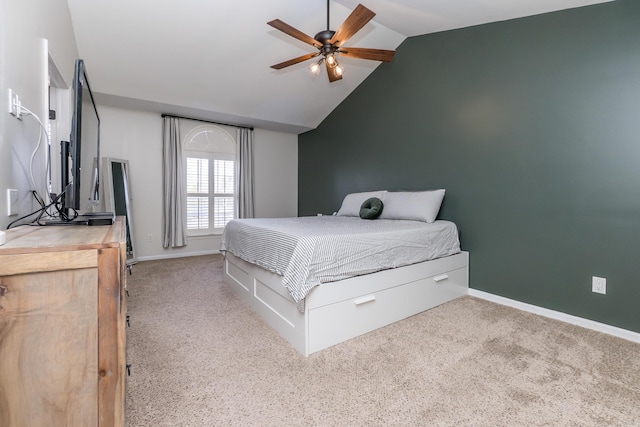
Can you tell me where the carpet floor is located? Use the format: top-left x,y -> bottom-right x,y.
125,254 -> 640,426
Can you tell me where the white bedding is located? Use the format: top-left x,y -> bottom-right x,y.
220,216 -> 460,304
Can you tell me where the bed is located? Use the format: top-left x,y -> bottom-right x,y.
220,190 -> 469,356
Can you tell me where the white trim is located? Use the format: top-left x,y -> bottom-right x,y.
136,249 -> 220,262
469,289 -> 640,344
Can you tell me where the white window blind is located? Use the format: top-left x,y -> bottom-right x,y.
213,159 -> 234,228
186,157 -> 209,231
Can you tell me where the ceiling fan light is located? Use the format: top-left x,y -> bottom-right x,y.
309,58 -> 323,75
268,3 -> 395,83
326,53 -> 337,68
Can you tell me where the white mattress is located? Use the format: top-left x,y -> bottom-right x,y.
220,216 -> 460,304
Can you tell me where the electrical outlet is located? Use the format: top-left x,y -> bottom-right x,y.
7,189 -> 18,216
7,89 -> 21,119
592,276 -> 606,295
8,89 -> 15,115
147,234 -> 153,242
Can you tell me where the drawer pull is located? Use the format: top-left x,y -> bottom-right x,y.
354,295 -> 376,306
433,274 -> 449,283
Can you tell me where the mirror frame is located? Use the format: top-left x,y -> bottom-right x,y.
103,157 -> 136,265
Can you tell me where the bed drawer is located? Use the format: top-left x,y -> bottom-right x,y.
307,252 -> 468,309
307,266 -> 468,354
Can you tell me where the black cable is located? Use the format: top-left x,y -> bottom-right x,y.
6,205 -> 46,229
6,191 -> 69,229
43,190 -> 78,223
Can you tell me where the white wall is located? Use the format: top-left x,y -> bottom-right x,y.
253,128 -> 298,218
0,0 -> 78,229
0,1 -> 298,244
98,105 -> 298,260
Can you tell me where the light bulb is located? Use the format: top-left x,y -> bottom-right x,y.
309,62 -> 321,75
309,58 -> 323,76
326,53 -> 337,67
335,64 -> 343,76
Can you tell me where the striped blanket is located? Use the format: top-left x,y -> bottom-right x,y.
220,216 -> 460,305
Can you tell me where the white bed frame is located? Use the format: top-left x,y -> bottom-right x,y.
223,251 -> 469,356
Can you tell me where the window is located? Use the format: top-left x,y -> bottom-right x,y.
183,125 -> 236,235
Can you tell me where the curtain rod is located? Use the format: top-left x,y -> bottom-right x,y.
161,113 -> 253,130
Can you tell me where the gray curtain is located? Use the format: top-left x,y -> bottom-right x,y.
236,127 -> 255,219
162,117 -> 187,248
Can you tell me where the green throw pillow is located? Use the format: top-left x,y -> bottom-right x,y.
359,197 -> 384,219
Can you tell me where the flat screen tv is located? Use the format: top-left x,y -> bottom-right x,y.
62,59 -> 101,216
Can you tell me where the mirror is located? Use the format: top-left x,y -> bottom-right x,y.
103,157 -> 136,265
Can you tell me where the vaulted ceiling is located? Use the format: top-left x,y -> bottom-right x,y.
66,0 -> 613,134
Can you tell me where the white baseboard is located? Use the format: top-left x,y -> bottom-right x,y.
468,289 -> 640,344
136,250 -> 221,262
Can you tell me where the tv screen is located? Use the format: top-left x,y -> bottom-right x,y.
64,59 -> 101,213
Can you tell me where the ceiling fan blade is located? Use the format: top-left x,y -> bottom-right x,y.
338,47 -> 395,62
326,62 -> 343,83
270,52 -> 320,70
329,4 -> 376,47
268,19 -> 322,48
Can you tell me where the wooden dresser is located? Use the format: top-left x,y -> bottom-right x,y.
0,217 -> 127,427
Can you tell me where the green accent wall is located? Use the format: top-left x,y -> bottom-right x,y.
298,0 -> 640,333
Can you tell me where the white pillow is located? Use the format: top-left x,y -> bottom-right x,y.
378,190 -> 445,223
337,190 -> 387,217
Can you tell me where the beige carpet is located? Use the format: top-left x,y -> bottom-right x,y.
125,255 -> 640,426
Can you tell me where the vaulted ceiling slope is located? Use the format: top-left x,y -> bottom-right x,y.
66,0 -> 613,134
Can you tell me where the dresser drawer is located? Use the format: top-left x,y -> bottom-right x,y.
307,267 -> 468,353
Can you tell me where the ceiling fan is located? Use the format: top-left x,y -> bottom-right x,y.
268,1 -> 396,82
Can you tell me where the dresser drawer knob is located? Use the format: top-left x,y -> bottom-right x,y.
433,274 -> 449,282
354,294 -> 376,306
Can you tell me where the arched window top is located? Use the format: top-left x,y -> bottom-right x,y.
183,125 -> 235,154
